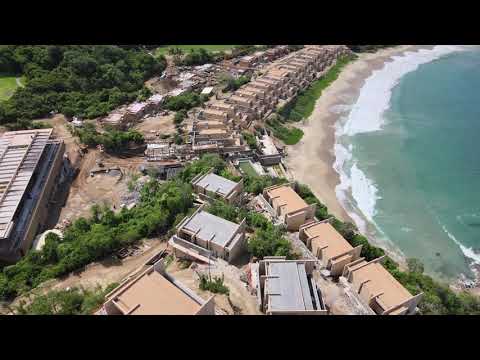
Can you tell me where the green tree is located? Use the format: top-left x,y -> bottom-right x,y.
407,258 -> 425,275
248,227 -> 293,259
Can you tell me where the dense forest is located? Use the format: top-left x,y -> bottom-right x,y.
0,45 -> 166,127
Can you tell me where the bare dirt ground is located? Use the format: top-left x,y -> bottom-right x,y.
134,114 -> 176,139
167,257 -> 262,315
56,147 -> 148,223
41,115 -> 147,224
145,77 -> 178,95
58,157 -> 129,222
2,239 -> 168,313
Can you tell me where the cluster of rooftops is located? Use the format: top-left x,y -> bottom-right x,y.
100,170 -> 423,316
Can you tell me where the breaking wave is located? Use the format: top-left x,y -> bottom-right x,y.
441,225 -> 480,265
333,45 -> 465,258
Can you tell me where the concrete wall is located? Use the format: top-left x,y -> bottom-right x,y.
103,299 -> 123,315
267,309 -> 328,315
195,296 -> 216,315
20,141 -> 66,256
284,211 -> 306,231
225,179 -> 243,204
328,255 -> 354,277
324,246 -> 362,277
225,220 -> 246,262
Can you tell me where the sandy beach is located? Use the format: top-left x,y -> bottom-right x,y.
285,45 -> 431,224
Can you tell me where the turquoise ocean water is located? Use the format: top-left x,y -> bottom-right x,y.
336,46 -> 480,282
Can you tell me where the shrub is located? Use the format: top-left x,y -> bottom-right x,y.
221,75 -> 251,93
0,180 -> 193,300
15,284 -> 117,315
265,115 -> 304,145
70,122 -> 144,153
164,91 -> 205,112
242,131 -> 258,150
199,274 -> 229,295
248,227 -> 294,259
174,109 -> 187,125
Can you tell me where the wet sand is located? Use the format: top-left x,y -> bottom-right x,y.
285,45 -> 432,224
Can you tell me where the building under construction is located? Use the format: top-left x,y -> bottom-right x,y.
0,129 -> 66,264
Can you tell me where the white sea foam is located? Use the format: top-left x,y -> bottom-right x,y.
349,163 -> 380,222
333,45 -> 465,260
441,225 -> 480,265
339,45 -> 465,137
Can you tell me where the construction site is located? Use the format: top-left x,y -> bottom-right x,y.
0,129 -> 73,264
1,45 -> 424,316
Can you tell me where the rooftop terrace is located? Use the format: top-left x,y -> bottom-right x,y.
105,265 -> 204,315
265,184 -> 308,215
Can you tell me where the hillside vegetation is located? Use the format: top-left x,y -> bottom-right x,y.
0,46 -> 166,128
2,154 -> 479,314
279,54 -> 357,122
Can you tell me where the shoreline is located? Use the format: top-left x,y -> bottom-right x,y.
285,45 -> 434,267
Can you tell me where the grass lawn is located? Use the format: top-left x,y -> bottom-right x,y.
0,75 -> 19,101
156,45 -> 240,57
239,161 -> 259,178
266,117 -> 304,145
280,54 -> 358,122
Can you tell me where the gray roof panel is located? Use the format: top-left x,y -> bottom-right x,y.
265,262 -> 314,312
194,173 -> 238,197
182,210 -> 240,248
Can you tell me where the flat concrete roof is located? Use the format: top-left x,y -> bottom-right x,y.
203,109 -> 228,117
229,95 -> 252,104
350,261 -> 413,312
242,86 -> 267,95
197,120 -> 225,127
266,185 -> 308,215
249,81 -> 270,89
106,267 -> 201,315
305,222 -> 353,261
193,172 -> 238,197
208,101 -> 235,110
201,86 -> 214,95
265,261 -> 314,311
104,112 -> 124,123
180,209 -> 240,248
127,102 -> 147,113
267,67 -> 292,77
236,89 -> 257,97
199,129 -> 228,135
148,94 -> 164,104
0,129 -> 53,239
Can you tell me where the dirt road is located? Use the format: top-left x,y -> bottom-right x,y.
4,239 -> 168,312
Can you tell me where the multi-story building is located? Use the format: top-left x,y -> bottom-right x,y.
191,170 -> 243,204
225,45 -> 351,124
299,220 -> 363,277
342,256 -> 424,315
263,184 -> 316,231
101,259 -> 215,315
251,257 -> 327,315
168,206 -> 246,264
0,129 -> 66,264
